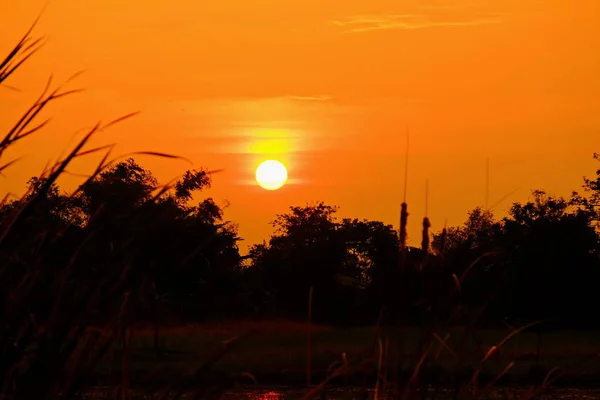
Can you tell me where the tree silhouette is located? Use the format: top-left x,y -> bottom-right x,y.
432,206 -> 500,256
248,203 -> 402,323
572,152 -> 600,230
248,203 -> 345,321
0,158 -> 242,324
498,190 -> 599,326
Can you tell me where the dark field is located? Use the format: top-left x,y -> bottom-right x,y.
79,387 -> 600,400
91,320 -> 600,387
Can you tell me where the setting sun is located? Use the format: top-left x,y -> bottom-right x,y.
256,160 -> 288,191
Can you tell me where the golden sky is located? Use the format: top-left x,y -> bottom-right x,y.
2,0 -> 600,252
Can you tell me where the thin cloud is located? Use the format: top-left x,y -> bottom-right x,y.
331,12 -> 505,33
283,95 -> 334,102
168,93 -> 334,104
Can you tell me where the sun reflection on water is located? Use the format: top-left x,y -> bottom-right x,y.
246,390 -> 284,400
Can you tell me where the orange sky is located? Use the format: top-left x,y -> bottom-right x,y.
2,0 -> 600,252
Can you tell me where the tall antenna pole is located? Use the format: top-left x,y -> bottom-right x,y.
399,127 -> 410,265
424,179 -> 429,217
421,178 -> 431,258
485,157 -> 490,210
403,128 -> 410,203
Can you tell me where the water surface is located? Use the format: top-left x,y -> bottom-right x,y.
219,387 -> 599,399
80,387 -> 600,399
80,387 -> 600,400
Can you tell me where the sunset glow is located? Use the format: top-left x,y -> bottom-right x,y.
3,1 -> 600,394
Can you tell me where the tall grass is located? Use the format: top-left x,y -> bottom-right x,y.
1,21 -> 118,399
0,20 -> 243,400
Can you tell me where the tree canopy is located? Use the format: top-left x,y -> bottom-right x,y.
2,154 -> 600,328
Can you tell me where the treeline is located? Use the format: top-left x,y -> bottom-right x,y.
1,155 -> 599,329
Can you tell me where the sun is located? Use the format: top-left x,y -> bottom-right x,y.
255,160 -> 288,190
